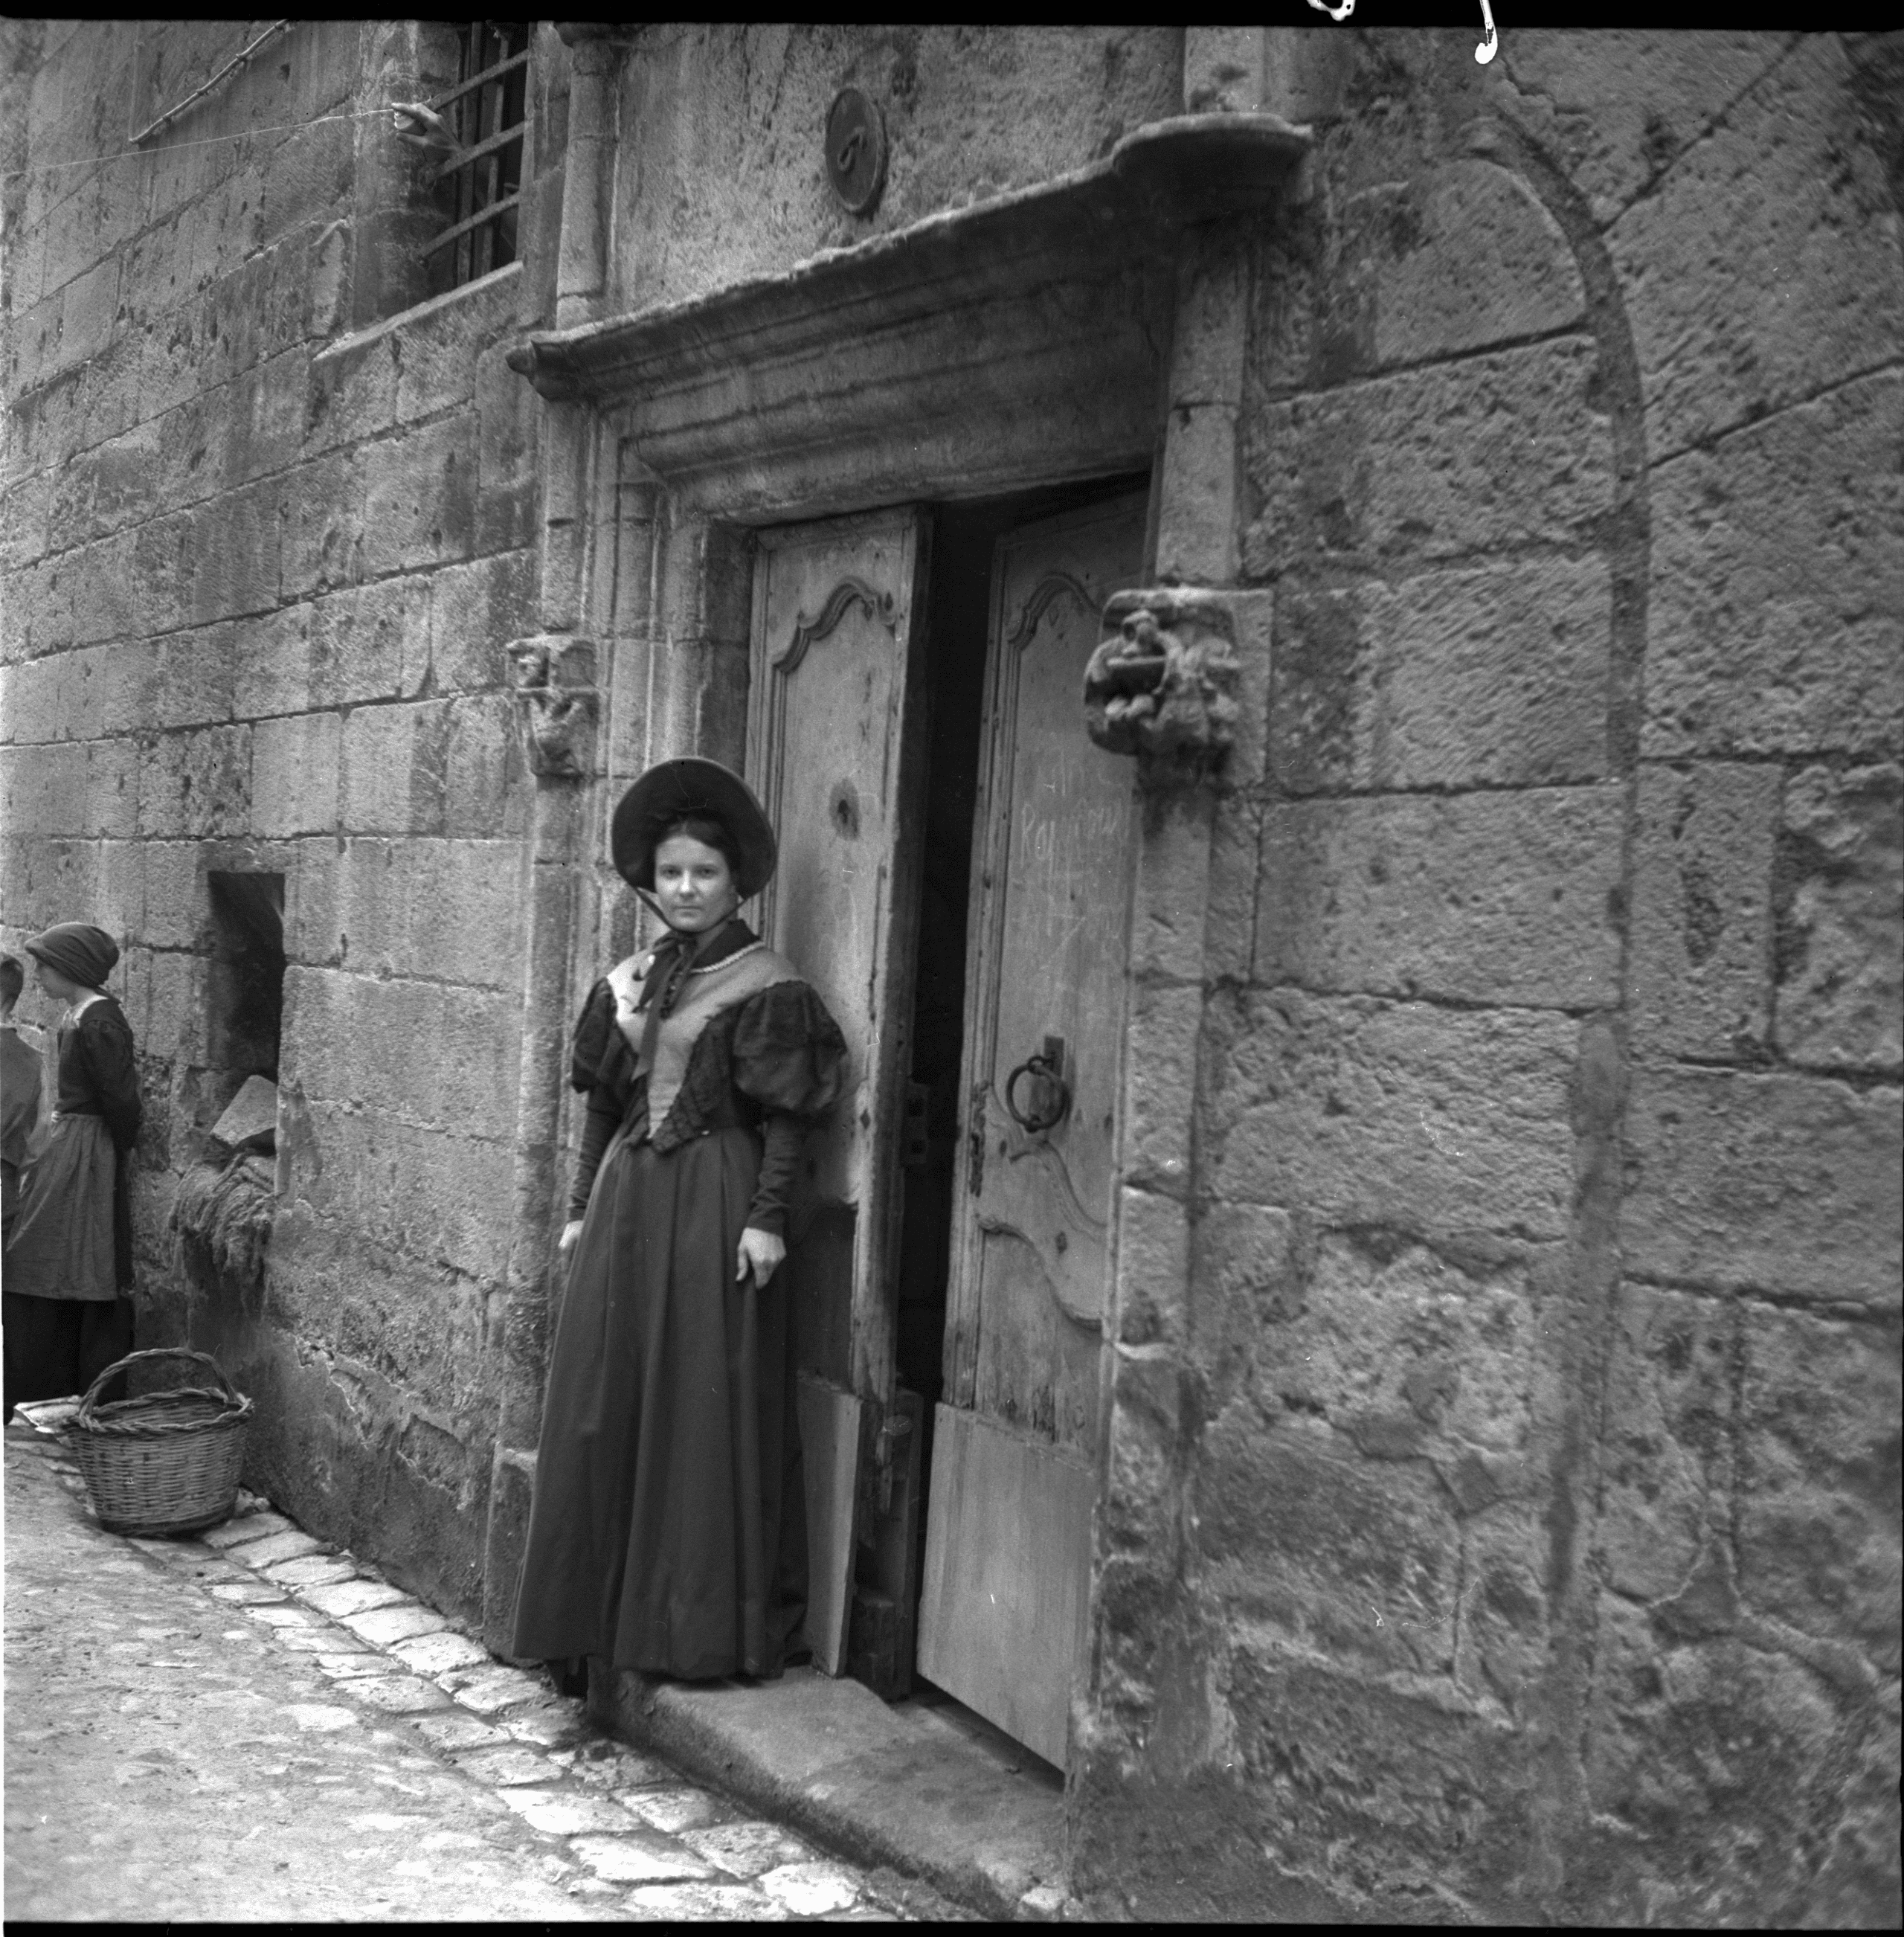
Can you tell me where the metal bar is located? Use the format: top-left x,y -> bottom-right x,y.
429,48 -> 530,115
132,19 -> 294,145
428,120 -> 526,185
422,191 -> 523,258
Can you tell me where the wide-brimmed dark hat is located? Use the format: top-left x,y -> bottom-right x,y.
611,757 -> 777,899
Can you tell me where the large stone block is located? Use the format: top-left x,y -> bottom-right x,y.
95,838 -> 147,944
1203,791 -> 1262,984
338,699 -> 451,835
1496,32 -> 1784,228
82,736 -> 139,838
427,986 -> 523,1133
54,256 -> 118,374
1330,161 -> 1584,381
475,341 -> 539,492
443,693 -> 527,839
220,347 -> 308,489
153,626 -> 237,730
69,529 -> 142,646
1259,1230 -> 1552,1485
1609,35 -> 1903,463
1581,1595 -> 1873,1927
356,414 -> 479,580
1189,1200 -> 1296,1391
1115,1186 -> 1189,1348
310,575 -> 429,710
402,840 -> 528,992
1155,402 -> 1238,585
394,269 -> 524,425
426,550 -> 536,696
304,330 -> 398,456
89,418 -> 163,536
279,449 -> 361,600
251,710 -> 341,838
1644,370 -> 1902,760
1225,1631 -> 1528,1914
184,480 -> 286,627
1201,987 -> 1579,1240
1629,761 -> 1779,1060
1124,980 -> 1203,1197
1621,1065 -> 1902,1305
1738,1302 -> 1900,1672
1454,1501 -> 1551,1715
1241,338 -> 1615,579
1595,1282 -> 1737,1604
141,842 -> 204,951
136,723 -> 252,840
1258,785 -> 1624,1009
1775,762 -> 1903,1073
2,655 -> 58,745
1269,556 -> 1612,793
1202,1401 -> 1461,1675
231,603 -> 315,721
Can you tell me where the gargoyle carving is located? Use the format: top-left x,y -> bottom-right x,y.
1084,589 -> 1240,771
506,634 -> 600,780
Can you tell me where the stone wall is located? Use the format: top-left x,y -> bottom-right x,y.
0,20 -> 571,1622
1073,28 -> 1901,1925
606,24 -> 1184,315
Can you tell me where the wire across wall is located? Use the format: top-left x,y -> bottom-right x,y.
425,22 -> 530,289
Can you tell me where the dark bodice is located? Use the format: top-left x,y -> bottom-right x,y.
566,948 -> 848,1233
55,998 -> 141,1151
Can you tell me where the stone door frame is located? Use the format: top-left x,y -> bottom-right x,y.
484,115 -> 1308,1743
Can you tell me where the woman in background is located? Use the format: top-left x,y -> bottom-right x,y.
2,923 -> 141,1421
512,758 -> 847,1688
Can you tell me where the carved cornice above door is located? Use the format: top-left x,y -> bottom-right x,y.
505,113 -> 1308,517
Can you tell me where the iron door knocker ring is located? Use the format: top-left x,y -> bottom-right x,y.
1005,1045 -> 1070,1135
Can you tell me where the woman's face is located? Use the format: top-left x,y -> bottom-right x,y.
652,835 -> 739,934
33,958 -> 80,1005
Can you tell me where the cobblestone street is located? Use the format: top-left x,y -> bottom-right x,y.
3,1418 -> 945,1921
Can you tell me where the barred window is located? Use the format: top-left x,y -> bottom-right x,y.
425,21 -> 530,292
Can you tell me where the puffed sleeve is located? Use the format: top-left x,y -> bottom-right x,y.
567,981 -> 627,1220
730,980 -> 850,1121
77,1002 -> 141,1151
733,980 -> 849,1239
570,980 -> 617,1092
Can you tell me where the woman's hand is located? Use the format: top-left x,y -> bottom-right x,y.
736,1226 -> 785,1288
557,1218 -> 585,1258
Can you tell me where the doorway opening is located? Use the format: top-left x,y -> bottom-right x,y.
852,472 -> 1146,1742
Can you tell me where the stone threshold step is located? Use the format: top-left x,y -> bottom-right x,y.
591,1663 -> 1073,1921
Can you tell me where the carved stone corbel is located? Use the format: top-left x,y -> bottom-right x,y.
506,634 -> 600,780
1084,588 -> 1240,775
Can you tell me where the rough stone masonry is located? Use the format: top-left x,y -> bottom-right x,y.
1,21 -> 1899,1927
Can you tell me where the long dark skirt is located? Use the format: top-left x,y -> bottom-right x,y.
511,1124 -> 808,1680
3,1292 -> 134,1421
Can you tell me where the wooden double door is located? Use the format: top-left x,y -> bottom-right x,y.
745,491 -> 1143,1771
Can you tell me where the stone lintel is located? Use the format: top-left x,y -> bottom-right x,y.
502,115 -> 1308,514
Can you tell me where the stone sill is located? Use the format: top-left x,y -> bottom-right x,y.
313,259 -> 522,372
591,1662 -> 1071,1919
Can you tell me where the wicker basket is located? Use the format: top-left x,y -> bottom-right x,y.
71,1347 -> 254,1538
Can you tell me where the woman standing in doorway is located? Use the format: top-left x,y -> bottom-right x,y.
2,923 -> 141,1422
513,759 -> 847,1685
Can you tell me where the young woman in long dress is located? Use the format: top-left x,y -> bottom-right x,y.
2,922 -> 141,1420
512,759 -> 847,1683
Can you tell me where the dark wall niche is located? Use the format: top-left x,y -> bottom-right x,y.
205,870 -> 286,1114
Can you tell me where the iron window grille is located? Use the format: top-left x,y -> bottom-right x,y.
425,21 -> 530,287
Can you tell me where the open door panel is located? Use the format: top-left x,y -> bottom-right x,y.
747,507 -> 931,1674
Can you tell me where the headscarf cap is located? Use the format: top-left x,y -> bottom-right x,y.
25,922 -> 119,990
611,757 -> 776,900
